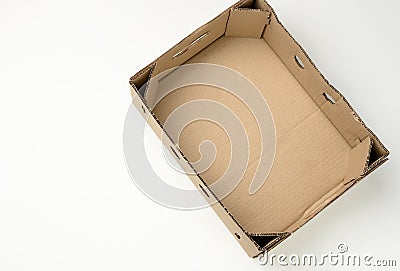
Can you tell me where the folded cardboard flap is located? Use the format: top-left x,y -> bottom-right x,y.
344,137 -> 372,184
225,9 -> 269,38
129,0 -> 389,257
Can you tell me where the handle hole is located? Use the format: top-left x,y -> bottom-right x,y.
294,55 -> 305,69
235,233 -> 241,240
323,92 -> 336,104
173,32 -> 210,59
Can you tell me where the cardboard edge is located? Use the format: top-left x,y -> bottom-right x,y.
365,157 -> 389,177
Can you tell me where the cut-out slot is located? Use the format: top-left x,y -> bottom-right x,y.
323,92 -> 336,104
141,105 -> 146,114
170,146 -> 180,160
173,32 -> 210,59
234,233 -> 241,239
199,184 -> 210,198
294,55 -> 305,69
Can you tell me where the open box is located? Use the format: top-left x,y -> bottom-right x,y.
129,0 -> 389,257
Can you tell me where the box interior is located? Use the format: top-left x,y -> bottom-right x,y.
153,35 -> 354,234
130,0 -> 389,251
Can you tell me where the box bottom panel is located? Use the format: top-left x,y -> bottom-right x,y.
153,36 -> 351,233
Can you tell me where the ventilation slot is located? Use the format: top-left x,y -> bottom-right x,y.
173,32 -> 210,59
294,55 -> 305,69
323,92 -> 336,104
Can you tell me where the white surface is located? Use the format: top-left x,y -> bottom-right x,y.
0,0 -> 399,270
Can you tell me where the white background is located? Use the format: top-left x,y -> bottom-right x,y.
1,0 -> 399,270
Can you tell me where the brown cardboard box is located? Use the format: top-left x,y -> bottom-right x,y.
129,0 -> 389,257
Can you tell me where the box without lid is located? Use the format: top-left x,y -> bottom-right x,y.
129,0 -> 389,257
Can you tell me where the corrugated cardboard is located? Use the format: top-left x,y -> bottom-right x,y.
129,0 -> 389,257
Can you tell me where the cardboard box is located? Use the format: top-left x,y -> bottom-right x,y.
129,0 -> 389,257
